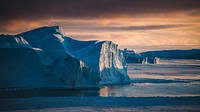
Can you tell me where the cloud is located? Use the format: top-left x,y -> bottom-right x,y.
72,24 -> 188,31
67,34 -> 101,40
0,0 -> 199,21
67,24 -> 200,52
0,0 -> 199,52
0,0 -> 199,34
0,20 -> 52,34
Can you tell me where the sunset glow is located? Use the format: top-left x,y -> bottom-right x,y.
0,0 -> 199,52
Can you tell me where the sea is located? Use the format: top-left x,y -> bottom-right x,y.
101,59 -> 200,97
0,59 -> 200,111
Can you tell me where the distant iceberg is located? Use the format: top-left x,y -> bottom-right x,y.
140,49 -> 200,60
0,26 -> 130,89
123,48 -> 159,64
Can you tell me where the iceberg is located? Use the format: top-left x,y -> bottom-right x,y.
0,26 -> 130,89
123,48 -> 159,64
123,48 -> 143,63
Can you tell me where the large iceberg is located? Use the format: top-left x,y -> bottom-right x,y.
0,26 -> 130,89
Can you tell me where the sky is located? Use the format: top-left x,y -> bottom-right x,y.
0,0 -> 200,52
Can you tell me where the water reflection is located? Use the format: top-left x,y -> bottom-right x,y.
99,86 -> 109,96
99,85 -> 130,97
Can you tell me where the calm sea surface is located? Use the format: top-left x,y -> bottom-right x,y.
100,59 -> 200,97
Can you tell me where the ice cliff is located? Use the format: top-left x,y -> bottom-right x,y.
0,26 -> 130,89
